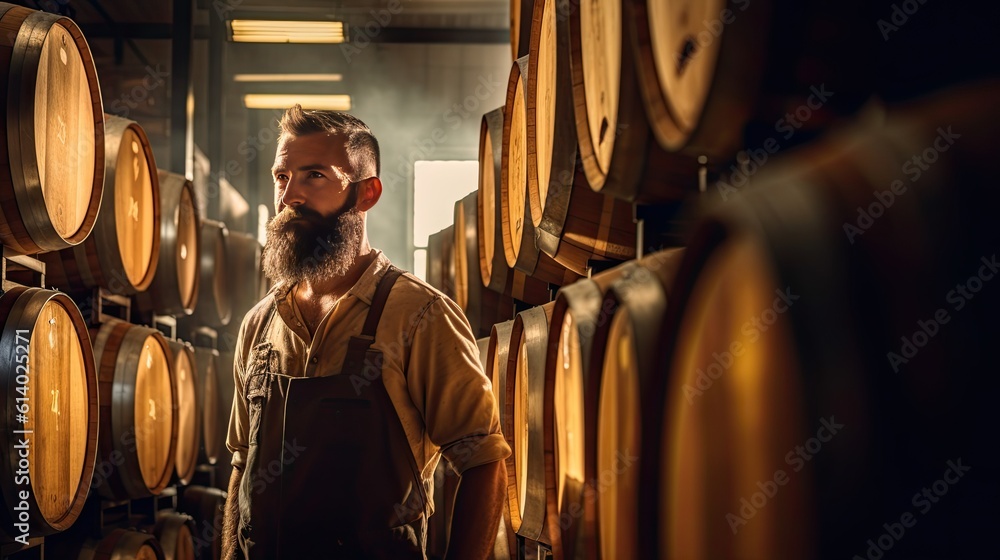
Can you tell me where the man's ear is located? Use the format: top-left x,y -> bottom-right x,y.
356,177 -> 382,212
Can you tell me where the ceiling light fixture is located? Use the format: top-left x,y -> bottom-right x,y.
243,94 -> 352,111
229,20 -> 346,44
233,73 -> 344,82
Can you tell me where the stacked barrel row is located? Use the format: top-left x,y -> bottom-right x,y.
422,0 -> 1000,559
430,86 -> 1000,560
0,4 -> 259,557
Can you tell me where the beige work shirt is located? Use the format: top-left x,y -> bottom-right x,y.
226,251 -> 510,512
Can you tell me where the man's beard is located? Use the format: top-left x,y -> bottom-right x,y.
261,202 -> 365,284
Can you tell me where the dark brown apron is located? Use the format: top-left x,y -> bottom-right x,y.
237,267 -> 429,559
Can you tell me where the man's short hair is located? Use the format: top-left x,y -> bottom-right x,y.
278,105 -> 380,180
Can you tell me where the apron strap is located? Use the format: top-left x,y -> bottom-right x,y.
362,265 -> 404,337
342,265 -> 404,373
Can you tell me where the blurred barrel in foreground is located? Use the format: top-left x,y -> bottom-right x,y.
646,82 -> 1000,559
486,320 -> 518,558
0,3 -> 105,254
0,287 -> 98,537
42,114 -> 160,295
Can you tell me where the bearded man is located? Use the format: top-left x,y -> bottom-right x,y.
222,106 -> 510,559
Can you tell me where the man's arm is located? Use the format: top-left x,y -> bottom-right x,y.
445,459 -> 507,560
222,466 -> 243,560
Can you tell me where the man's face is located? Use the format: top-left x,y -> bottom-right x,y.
261,132 -> 365,283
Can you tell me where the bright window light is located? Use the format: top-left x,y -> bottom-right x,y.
230,20 -> 346,44
243,94 -> 351,111
234,73 -> 343,82
413,161 -> 478,248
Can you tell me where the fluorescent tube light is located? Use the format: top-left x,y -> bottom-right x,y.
243,94 -> 352,111
230,20 -> 346,44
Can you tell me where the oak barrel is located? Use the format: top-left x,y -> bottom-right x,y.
213,349 -> 237,491
628,0 -> 880,161
644,83 -> 1000,559
139,171 -> 201,316
509,0 -> 533,60
427,227 -> 446,295
225,232 -> 264,322
567,0 -> 699,202
479,107 -> 549,304
153,512 -> 196,560
42,114 -> 160,295
49,528 -> 166,560
485,320 -> 518,558
194,347 -> 221,466
168,340 -> 200,486
504,302 -> 554,544
502,57 -> 581,286
581,250 -> 684,560
439,224 -> 455,299
192,219 -> 232,328
0,287 -> 97,537
454,193 -> 515,337
525,0 -> 637,275
540,255 -> 671,560
92,319 -> 177,500
0,3 -> 104,254
180,485 -> 226,560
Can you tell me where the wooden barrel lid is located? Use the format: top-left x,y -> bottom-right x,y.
575,0 -> 620,180
102,116 -> 159,291
0,287 -> 97,534
501,57 -> 530,270
26,297 -> 91,523
526,0 -> 572,228
131,332 -> 176,493
169,341 -> 199,485
478,108 -> 501,289
92,528 -> 166,560
176,185 -> 199,308
0,5 -> 104,253
35,19 -> 96,240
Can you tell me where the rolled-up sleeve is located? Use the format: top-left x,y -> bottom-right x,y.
409,295 -> 511,475
227,323 -> 249,469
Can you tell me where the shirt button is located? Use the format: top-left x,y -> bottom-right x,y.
310,357 -> 318,364
295,321 -> 302,327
